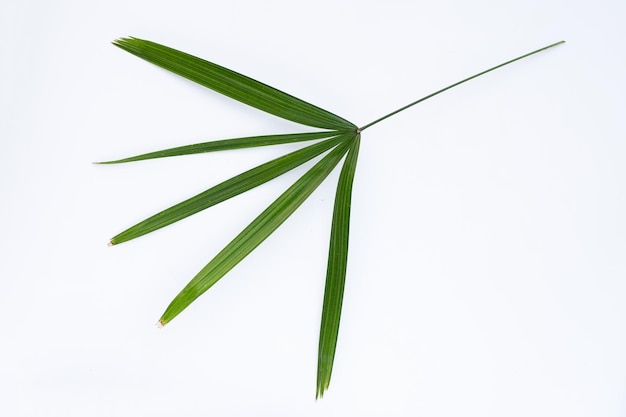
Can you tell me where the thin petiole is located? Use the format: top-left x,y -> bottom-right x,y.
358,40 -> 565,132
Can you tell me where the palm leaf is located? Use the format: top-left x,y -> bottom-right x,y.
103,38 -> 565,398
96,131 -> 340,164
316,134 -> 361,399
110,134 -> 345,245
113,37 -> 356,131
159,134 -> 357,325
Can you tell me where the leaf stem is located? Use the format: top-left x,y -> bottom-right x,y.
358,40 -> 565,132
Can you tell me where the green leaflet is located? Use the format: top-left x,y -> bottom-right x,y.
113,37 -> 356,131
96,131 -> 340,164
317,134 -> 361,399
109,134 -> 345,245
159,134 -> 357,325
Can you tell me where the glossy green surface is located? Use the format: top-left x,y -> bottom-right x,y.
104,38 -> 563,398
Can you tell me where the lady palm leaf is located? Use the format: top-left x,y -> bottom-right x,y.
96,131 -> 341,164
160,133 -> 356,324
317,134 -> 361,398
102,37 -> 564,397
113,37 -> 355,131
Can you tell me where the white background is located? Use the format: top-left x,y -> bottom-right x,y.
1,0 -> 625,416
